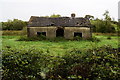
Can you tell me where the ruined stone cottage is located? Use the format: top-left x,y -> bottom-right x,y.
27,14 -> 92,39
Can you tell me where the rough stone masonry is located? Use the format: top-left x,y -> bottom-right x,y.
27,13 -> 92,39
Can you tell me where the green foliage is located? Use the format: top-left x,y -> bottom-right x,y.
2,27 -> 27,36
91,19 -> 116,33
2,19 -> 27,30
2,31 -> 22,35
2,35 -> 119,55
42,14 -> 61,18
18,36 -> 68,42
48,37 -> 67,42
85,15 -> 94,20
2,45 -> 120,79
2,47 -> 52,80
18,35 -> 100,42
107,36 -> 112,40
18,35 -> 46,41
47,45 -> 120,79
73,36 -> 83,41
73,36 -> 100,42
91,10 -> 117,33
20,27 -> 27,35
50,14 -> 61,18
103,10 -> 111,21
87,36 -> 101,42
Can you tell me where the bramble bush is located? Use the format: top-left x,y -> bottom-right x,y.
2,45 -> 120,80
2,47 -> 54,80
47,45 -> 120,79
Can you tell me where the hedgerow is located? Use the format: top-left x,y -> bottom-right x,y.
2,45 -> 120,80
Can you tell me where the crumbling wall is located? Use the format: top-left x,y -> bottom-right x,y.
27,27 -> 57,39
64,27 -> 91,39
27,26 -> 92,39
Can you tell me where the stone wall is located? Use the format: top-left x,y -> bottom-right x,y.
27,27 -> 91,39
27,27 -> 56,38
64,27 -> 91,39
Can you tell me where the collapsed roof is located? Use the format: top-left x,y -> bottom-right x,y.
28,16 -> 91,27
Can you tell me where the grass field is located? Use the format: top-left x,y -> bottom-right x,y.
1,34 -> 119,56
1,33 -> 120,79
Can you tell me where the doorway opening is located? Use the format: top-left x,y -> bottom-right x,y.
56,28 -> 64,37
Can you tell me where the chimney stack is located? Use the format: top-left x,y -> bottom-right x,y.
71,13 -> 76,18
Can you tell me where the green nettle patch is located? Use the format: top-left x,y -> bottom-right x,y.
2,45 -> 120,80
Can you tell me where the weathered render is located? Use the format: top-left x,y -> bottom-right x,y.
27,14 -> 92,39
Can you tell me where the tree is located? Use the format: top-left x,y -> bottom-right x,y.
85,15 -> 94,20
50,14 -> 61,18
91,11 -> 116,33
103,10 -> 111,21
2,19 -> 27,30
41,14 -> 61,18
103,10 -> 115,33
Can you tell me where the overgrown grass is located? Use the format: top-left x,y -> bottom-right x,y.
18,35 -> 98,42
1,35 -> 119,56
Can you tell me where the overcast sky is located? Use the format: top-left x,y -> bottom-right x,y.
0,0 -> 120,22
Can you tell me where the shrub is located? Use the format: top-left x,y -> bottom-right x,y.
18,36 -> 68,42
87,36 -> 100,42
18,35 -> 46,41
2,45 -> 120,79
91,19 -> 116,33
107,36 -> 112,40
47,37 -> 67,42
46,45 -> 120,79
73,36 -> 83,41
2,47 -> 54,80
20,27 -> 27,35
73,36 -> 100,42
2,19 -> 27,30
2,30 -> 22,36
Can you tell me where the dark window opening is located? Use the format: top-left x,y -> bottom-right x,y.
76,22 -> 80,25
50,23 -> 55,26
74,32 -> 82,37
37,32 -> 46,36
56,28 -> 64,37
